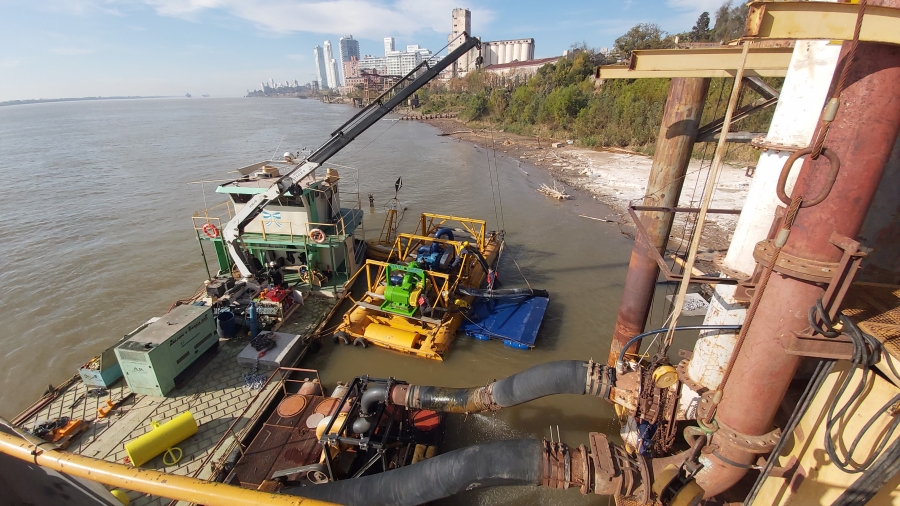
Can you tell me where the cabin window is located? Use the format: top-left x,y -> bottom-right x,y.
230,193 -> 253,204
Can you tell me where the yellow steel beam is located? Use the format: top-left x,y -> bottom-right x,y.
596,47 -> 792,79
745,1 -> 900,45
0,430 -> 336,506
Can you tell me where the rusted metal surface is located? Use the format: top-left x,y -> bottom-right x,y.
626,207 -> 741,284
753,239 -> 841,282
712,419 -> 781,454
229,394 -> 324,489
276,395 -> 308,418
609,77 -> 710,366
699,35 -> 900,498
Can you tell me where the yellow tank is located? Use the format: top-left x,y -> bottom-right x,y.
364,323 -> 419,349
124,411 -> 198,467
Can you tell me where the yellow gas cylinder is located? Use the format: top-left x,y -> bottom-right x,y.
363,323 -> 419,349
124,411 -> 198,467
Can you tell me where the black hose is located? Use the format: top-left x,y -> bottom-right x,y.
456,286 -> 549,299
832,436 -> 900,506
404,360 -> 601,413
283,439 -> 542,506
462,246 -> 491,274
615,325 -> 743,370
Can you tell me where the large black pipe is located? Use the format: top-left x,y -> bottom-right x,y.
284,439 -> 541,506
456,286 -> 549,299
396,360 -> 607,413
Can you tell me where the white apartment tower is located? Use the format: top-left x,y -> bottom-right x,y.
384,37 -> 395,56
313,45 -> 328,88
323,40 -> 338,88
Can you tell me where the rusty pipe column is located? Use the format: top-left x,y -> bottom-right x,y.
609,77 -> 710,365
696,38 -> 900,497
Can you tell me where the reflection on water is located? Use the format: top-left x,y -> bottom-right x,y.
0,97 -> 635,505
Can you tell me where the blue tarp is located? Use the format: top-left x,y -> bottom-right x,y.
460,295 -> 549,349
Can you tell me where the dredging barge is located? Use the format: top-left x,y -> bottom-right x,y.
7,5 -> 900,506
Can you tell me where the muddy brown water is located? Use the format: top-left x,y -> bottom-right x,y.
0,98 -> 696,504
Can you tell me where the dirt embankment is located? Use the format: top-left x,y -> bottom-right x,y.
421,117 -> 754,267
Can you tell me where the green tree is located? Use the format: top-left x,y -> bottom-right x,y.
712,1 -> 749,42
614,23 -> 674,59
691,12 -> 712,41
488,88 -> 508,117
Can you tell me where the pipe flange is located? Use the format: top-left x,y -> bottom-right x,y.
585,361 -> 615,399
676,359 -> 707,395
753,239 -> 839,283
715,419 -> 781,454
475,383 -> 501,412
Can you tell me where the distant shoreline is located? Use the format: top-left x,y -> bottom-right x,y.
0,96 -> 173,107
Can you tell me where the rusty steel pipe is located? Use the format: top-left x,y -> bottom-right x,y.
609,77 -> 710,365
697,37 -> 900,498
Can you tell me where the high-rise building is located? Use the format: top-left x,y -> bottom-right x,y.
339,35 -> 360,85
313,45 -> 328,89
383,37 -> 395,56
447,8 -> 472,77
323,40 -> 338,88
358,43 -> 433,77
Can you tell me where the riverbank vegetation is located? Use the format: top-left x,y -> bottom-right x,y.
416,1 -> 777,162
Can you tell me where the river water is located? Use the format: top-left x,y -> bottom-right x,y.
0,98 -> 639,504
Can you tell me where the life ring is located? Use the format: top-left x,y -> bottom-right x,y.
309,228 -> 326,244
202,223 -> 220,238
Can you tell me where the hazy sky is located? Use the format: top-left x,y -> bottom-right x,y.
0,0 -> 723,101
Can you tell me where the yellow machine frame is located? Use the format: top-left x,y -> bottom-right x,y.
335,214 -> 500,360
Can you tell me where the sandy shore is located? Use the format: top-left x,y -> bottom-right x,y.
422,117 -> 753,262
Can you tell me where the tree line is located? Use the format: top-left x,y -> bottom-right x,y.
416,1 -> 772,161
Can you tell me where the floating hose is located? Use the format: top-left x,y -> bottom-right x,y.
284,439 -> 542,506
392,360 -> 612,413
456,286 -> 548,299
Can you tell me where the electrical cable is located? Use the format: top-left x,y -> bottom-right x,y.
824,314 -> 900,474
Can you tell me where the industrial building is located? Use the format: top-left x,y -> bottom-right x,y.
447,8 -> 472,77
481,39 -> 536,66
483,56 -> 559,79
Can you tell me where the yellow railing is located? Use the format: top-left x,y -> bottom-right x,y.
416,213 -> 487,252
191,201 -> 235,235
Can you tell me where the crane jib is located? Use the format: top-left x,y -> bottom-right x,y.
224,33 -> 481,278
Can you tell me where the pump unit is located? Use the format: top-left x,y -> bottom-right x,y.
114,304 -> 217,397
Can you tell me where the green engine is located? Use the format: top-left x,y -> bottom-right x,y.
381,263 -> 426,317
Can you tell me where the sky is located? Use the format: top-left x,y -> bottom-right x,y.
0,0 -> 727,101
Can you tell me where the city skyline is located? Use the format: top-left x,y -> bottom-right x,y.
1,1 -> 725,101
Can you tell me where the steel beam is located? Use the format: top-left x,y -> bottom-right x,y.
745,1 -> 900,45
596,47 -> 792,79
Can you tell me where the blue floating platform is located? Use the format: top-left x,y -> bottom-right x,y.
461,295 -> 549,349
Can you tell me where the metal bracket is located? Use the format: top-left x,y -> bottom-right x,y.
628,206 -> 741,285
676,359 -> 707,395
716,419 -> 781,454
785,233 -> 867,360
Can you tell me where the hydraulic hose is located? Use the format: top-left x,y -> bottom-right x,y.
456,286 -> 549,299
615,325 -> 743,373
284,439 -> 542,506
391,360 -> 611,413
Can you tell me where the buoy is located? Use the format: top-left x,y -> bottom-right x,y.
124,412 -> 198,467
201,222 -> 219,238
309,228 -> 326,243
